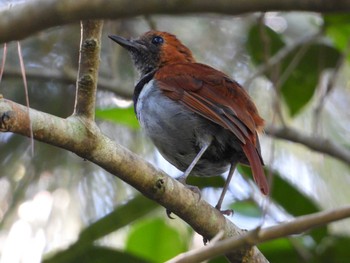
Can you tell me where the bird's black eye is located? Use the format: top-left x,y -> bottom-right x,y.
151,36 -> 164,45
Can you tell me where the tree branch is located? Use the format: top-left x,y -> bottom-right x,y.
168,205 -> 350,263
0,97 -> 267,262
0,0 -> 349,43
74,20 -> 103,119
265,125 -> 350,164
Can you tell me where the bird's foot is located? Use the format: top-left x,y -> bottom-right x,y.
183,183 -> 202,201
166,178 -> 202,219
176,174 -> 202,201
215,204 -> 234,216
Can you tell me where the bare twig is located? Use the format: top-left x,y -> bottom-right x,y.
0,43 -> 6,83
168,206 -> 350,263
265,125 -> 350,164
17,41 -> 34,155
244,31 -> 321,87
74,20 -> 104,119
275,38 -> 314,90
257,14 -> 286,127
312,40 -> 350,132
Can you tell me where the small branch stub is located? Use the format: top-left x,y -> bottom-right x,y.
0,110 -> 13,131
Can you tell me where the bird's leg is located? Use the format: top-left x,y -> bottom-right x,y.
215,163 -> 236,215
177,140 -> 211,186
167,141 -> 211,219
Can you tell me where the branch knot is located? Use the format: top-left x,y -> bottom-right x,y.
78,74 -> 94,88
154,177 -> 166,194
82,39 -> 98,53
0,111 -> 14,131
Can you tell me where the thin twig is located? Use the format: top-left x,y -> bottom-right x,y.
312,40 -> 350,132
244,31 -> 321,87
17,41 -> 34,155
265,125 -> 350,164
275,38 -> 314,90
0,43 -> 6,83
167,206 -> 350,263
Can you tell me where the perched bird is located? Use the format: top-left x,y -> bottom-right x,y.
109,31 -> 269,212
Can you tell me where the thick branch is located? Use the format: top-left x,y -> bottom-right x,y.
0,98 -> 267,263
169,205 -> 350,263
74,20 -> 103,119
0,0 -> 349,43
265,125 -> 350,164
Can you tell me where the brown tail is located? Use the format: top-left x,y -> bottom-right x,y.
242,141 -> 269,195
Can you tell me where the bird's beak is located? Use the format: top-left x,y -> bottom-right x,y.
108,35 -> 144,51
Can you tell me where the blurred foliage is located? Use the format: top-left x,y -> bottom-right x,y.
43,195 -> 159,263
96,106 -> 140,129
1,10 -> 350,263
247,24 -> 341,116
45,246 -> 148,263
125,218 -> 188,262
324,14 -> 350,57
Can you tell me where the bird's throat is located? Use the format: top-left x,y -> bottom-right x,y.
133,71 -> 156,113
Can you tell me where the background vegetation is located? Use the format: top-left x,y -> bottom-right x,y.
0,1 -> 350,262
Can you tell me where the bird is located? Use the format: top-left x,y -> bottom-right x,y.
109,31 -> 269,212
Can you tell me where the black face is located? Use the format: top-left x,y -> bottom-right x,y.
109,34 -> 165,76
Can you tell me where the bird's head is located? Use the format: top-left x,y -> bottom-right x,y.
109,30 -> 195,76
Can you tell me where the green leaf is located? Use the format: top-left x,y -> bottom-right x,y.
247,24 -> 285,65
258,238 -> 300,263
230,200 -> 263,218
315,236 -> 350,262
281,44 -> 341,116
95,107 -> 140,129
45,246 -> 149,263
324,14 -> 350,56
247,24 -> 341,116
79,195 -> 159,243
270,171 -> 319,216
44,195 -> 159,263
270,170 -> 328,242
238,166 -> 327,242
126,218 -> 187,263
186,175 -> 226,189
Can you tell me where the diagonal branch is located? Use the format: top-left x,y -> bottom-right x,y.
0,98 -> 267,263
168,205 -> 350,263
0,0 -> 349,44
265,125 -> 350,164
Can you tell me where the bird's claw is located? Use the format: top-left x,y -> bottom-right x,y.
219,209 -> 234,216
166,209 -> 176,219
215,204 -> 234,216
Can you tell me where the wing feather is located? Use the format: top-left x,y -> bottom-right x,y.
155,62 -> 269,195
